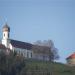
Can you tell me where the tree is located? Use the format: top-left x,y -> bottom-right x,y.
33,40 -> 59,61
0,49 -> 26,75
34,40 -> 54,48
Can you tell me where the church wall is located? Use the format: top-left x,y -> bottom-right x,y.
9,43 -> 13,50
3,31 -> 9,39
1,25 -> 50,61
32,53 -> 49,61
13,47 -> 32,58
2,39 -> 8,47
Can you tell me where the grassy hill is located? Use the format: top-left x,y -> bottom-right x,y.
0,51 -> 75,75
22,59 -> 75,75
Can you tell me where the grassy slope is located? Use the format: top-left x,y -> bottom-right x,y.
24,59 -> 75,75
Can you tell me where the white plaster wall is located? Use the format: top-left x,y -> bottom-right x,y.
13,47 -> 32,58
3,31 -> 9,39
2,31 -> 10,48
27,50 -> 32,58
9,43 -> 14,51
2,39 -> 7,47
32,53 -> 49,61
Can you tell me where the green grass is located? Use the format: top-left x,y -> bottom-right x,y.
24,59 -> 75,75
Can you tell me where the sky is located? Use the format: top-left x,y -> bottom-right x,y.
0,0 -> 75,63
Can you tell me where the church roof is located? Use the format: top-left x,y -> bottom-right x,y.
10,39 -> 32,50
66,53 -> 75,59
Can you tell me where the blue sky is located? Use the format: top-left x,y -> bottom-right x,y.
0,0 -> 75,63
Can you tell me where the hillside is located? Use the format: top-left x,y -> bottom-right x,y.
23,59 -> 75,75
0,51 -> 75,75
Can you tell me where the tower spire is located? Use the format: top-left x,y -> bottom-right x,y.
3,23 -> 10,32
3,23 -> 10,39
2,23 -> 10,47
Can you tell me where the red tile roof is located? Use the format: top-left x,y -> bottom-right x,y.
67,53 -> 75,59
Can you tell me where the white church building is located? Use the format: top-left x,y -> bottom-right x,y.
0,23 -> 51,61
1,24 -> 32,58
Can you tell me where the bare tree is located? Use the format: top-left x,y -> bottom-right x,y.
32,45 -> 54,61
33,40 -> 59,61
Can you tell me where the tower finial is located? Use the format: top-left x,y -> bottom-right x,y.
5,17 -> 7,23
5,18 -> 7,22
2,22 -> 10,48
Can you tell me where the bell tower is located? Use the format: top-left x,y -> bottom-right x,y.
2,23 -> 10,48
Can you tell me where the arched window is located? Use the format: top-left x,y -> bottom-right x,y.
27,51 -> 29,58
8,33 -> 9,38
4,33 -> 5,37
31,52 -> 32,58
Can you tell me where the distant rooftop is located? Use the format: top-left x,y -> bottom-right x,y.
66,53 -> 75,59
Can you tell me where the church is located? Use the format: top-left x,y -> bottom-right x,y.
0,23 -> 50,61
1,24 -> 33,58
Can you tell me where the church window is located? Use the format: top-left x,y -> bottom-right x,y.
31,52 -> 32,58
27,52 -> 29,58
8,33 -> 9,37
19,50 -> 20,54
4,34 -> 5,37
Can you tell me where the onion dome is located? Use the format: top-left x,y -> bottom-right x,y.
2,23 -> 10,32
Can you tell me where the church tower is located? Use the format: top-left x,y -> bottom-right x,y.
2,23 -> 10,48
